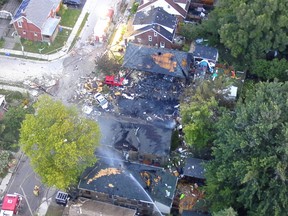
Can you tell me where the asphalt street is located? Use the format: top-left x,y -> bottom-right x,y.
0,0 -> 131,214
6,155 -> 48,216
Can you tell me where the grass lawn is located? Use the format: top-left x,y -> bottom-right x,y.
45,204 -> 65,216
0,38 -> 4,48
58,5 -> 81,27
14,29 -> 71,54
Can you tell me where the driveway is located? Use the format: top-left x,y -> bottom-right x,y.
0,0 -> 20,39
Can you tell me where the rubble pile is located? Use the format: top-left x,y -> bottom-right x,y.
177,182 -> 205,213
23,75 -> 59,97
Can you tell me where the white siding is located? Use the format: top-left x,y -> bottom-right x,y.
138,0 -> 181,17
154,201 -> 171,214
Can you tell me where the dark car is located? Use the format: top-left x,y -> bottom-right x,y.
63,0 -> 81,6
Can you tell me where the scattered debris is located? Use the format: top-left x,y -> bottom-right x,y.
87,168 -> 122,184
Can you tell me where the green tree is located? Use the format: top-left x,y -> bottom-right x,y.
95,53 -> 121,76
0,150 -> 10,176
213,207 -> 238,216
216,0 -> 288,60
20,96 -> 101,190
251,58 -> 288,81
180,78 -> 231,155
205,81 -> 288,215
0,106 -> 30,151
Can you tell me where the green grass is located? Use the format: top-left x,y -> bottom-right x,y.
69,12 -> 89,50
0,38 -> 4,48
58,5 -> 81,27
14,29 -> 71,54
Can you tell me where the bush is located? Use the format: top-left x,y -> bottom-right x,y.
130,2 -> 139,14
0,150 -> 10,175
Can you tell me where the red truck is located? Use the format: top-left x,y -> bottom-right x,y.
0,194 -> 22,216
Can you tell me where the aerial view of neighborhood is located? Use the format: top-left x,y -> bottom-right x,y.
0,0 -> 287,215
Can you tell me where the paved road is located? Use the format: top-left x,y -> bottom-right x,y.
1,1 -> 129,215
6,155 -> 49,216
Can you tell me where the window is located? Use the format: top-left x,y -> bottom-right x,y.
34,32 -> 38,37
23,31 -> 26,35
137,38 -> 142,43
148,35 -> 152,41
154,31 -> 157,37
160,41 -> 165,48
17,20 -> 22,28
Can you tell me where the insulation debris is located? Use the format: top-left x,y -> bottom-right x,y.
87,168 -> 122,184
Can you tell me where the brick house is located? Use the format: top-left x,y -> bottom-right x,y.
138,0 -> 191,21
12,0 -> 61,42
129,7 -> 178,49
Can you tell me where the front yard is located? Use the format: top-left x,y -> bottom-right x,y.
13,5 -> 81,54
14,29 -> 71,54
58,5 -> 82,27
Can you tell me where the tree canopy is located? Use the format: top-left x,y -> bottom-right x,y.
0,106 -> 31,151
214,0 -> 288,60
205,81 -> 288,215
180,77 -> 232,156
20,96 -> 101,190
250,58 -> 288,81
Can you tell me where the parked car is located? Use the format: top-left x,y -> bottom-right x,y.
94,93 -> 108,109
63,0 -> 81,6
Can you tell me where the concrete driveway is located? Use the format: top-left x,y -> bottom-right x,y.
0,0 -> 20,48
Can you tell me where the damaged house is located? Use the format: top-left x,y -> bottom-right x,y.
78,157 -> 178,215
98,118 -> 173,166
123,43 -> 193,79
129,7 -> 178,49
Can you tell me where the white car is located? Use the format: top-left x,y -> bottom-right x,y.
94,93 -> 108,109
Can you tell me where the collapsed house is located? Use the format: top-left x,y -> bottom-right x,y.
78,158 -> 178,215
98,117 -> 173,166
123,43 -> 194,79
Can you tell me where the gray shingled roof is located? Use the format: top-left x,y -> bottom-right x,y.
131,24 -> 175,42
133,7 -> 177,30
189,44 -> 219,62
14,0 -> 61,29
42,17 -> 60,36
183,157 -> 206,179
78,158 -> 178,207
98,117 -> 172,156
123,43 -> 193,78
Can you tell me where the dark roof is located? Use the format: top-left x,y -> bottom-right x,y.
189,43 -> 219,62
182,210 -> 211,216
14,0 -> 30,19
78,158 -> 178,207
98,117 -> 172,156
183,157 -> 206,179
123,43 -> 193,78
131,23 -> 175,42
133,7 -> 177,30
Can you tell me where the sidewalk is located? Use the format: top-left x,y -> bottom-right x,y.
0,151 -> 23,199
0,0 -> 91,61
